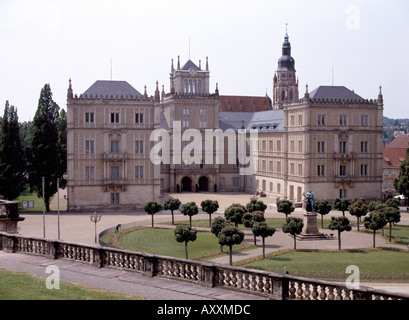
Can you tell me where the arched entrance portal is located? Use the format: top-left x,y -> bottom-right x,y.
181,177 -> 192,192
198,176 -> 209,192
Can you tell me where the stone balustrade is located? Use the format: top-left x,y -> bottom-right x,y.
1,231 -> 408,300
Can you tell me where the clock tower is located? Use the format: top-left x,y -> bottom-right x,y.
273,31 -> 299,110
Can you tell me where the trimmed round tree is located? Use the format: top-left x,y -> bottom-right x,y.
277,200 -> 294,219
174,225 -> 197,259
224,203 -> 246,227
246,199 -> 267,213
252,222 -> 275,258
333,198 -> 351,217
164,197 -> 181,225
329,216 -> 352,250
144,201 -> 163,228
242,211 -> 265,245
364,211 -> 387,248
180,201 -> 199,227
201,199 -> 219,227
282,217 -> 303,250
211,216 -> 228,252
314,200 -> 332,228
218,225 -> 245,266
348,199 -> 368,231
379,206 -> 401,242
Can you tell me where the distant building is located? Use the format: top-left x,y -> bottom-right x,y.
383,136 -> 409,199
66,31 -> 384,211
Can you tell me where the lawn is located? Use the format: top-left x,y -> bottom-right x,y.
102,227 -> 254,260
237,249 -> 409,281
0,269 -> 144,300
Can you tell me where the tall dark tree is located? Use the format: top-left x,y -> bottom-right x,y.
28,84 -> 62,211
164,197 -> 181,225
348,199 -> 368,231
180,201 -> 198,227
200,199 -> 219,227
224,203 -> 246,227
251,222 -> 275,258
218,225 -> 245,266
144,200 -> 163,228
0,101 -> 26,200
174,225 -> 197,259
56,109 -> 67,189
394,149 -> 409,206
364,211 -> 387,248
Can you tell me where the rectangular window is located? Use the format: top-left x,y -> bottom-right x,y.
110,141 -> 119,154
361,115 -> 369,126
269,182 -> 273,192
85,166 -> 95,180
85,112 -> 94,123
269,161 -> 273,172
110,193 -> 119,204
317,165 -> 325,177
111,113 -> 120,123
290,163 -> 295,175
135,113 -> 144,124
298,140 -> 303,153
269,140 -> 273,152
219,177 -> 225,187
183,120 -> 190,128
277,140 -> 281,152
298,114 -> 303,126
290,115 -> 295,126
340,165 -> 346,177
317,141 -> 325,153
339,115 -> 347,126
200,108 -> 207,116
233,177 -> 240,187
340,189 -> 347,199
277,183 -> 281,194
135,140 -> 144,154
361,141 -> 368,153
290,140 -> 295,153
361,164 -> 368,176
85,140 -> 94,154
318,114 -> 326,126
339,141 -> 346,154
277,161 -> 281,173
298,163 -> 303,176
135,166 -> 144,179
110,166 -> 120,180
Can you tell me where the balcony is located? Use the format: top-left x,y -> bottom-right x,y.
103,153 -> 129,161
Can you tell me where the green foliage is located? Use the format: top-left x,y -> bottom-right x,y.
385,197 -> 400,209
224,203 -> 246,227
56,109 -> 67,189
218,225 -> 245,265
329,216 -> 352,249
394,148 -> 409,204
211,217 -> 227,236
252,222 -> 276,258
276,200 -> 294,218
368,201 -> 384,212
282,217 -> 303,250
348,199 -> 368,231
180,201 -> 199,227
333,198 -> 351,216
28,84 -> 64,211
364,211 -> 387,247
164,197 -> 181,224
0,101 -> 26,200
200,199 -> 219,227
246,199 -> 267,213
174,225 -> 197,259
378,205 -> 401,242
314,200 -> 332,228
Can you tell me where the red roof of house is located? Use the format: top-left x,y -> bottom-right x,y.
219,95 -> 272,112
383,148 -> 407,169
385,136 -> 409,149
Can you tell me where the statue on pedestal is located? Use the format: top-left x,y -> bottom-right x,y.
305,189 -> 315,212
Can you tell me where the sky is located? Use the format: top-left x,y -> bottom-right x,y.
0,0 -> 408,122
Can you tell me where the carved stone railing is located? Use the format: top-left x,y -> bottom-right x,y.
1,231 -> 408,300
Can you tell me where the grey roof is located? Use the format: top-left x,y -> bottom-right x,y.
219,110 -> 283,132
181,60 -> 200,71
309,86 -> 363,100
83,80 -> 142,98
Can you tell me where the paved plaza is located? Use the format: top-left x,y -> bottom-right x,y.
2,192 -> 409,298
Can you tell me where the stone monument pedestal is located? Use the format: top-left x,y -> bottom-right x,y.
297,211 -> 329,240
0,217 -> 25,234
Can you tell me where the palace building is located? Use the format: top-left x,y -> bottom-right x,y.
66,32 -> 383,211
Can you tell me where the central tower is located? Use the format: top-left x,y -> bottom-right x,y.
273,31 -> 299,110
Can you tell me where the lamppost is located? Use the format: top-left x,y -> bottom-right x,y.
90,212 -> 101,244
